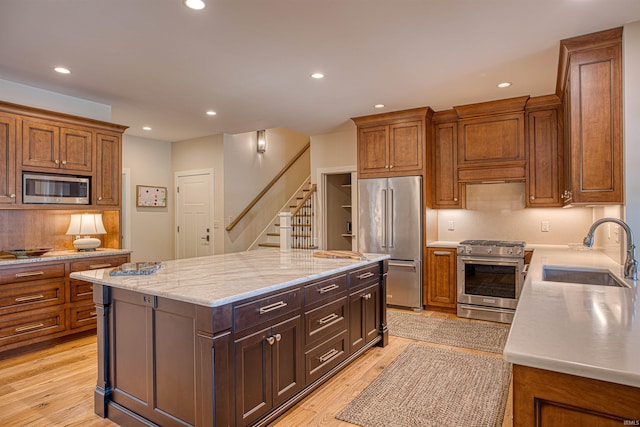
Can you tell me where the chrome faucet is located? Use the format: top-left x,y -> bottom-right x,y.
583,217 -> 638,281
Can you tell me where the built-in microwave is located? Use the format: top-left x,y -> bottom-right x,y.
23,173 -> 90,204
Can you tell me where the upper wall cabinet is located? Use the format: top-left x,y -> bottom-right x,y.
432,111 -> 462,209
454,96 -> 528,183
22,118 -> 93,173
352,107 -> 433,179
526,96 -> 563,207
0,113 -> 17,205
557,27 -> 623,205
0,101 -> 127,209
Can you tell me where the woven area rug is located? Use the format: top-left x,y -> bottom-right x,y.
336,343 -> 511,427
386,311 -> 510,353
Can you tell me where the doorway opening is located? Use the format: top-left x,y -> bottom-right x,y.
318,168 -> 357,251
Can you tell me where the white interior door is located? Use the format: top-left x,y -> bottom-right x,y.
176,170 -> 214,259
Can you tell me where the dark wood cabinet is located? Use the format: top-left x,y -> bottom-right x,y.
432,119 -> 461,208
558,27 -> 623,205
348,283 -> 380,354
527,103 -> 562,207
352,108 -> 432,179
235,315 -> 304,426
0,252 -> 129,354
513,364 -> 640,426
0,114 -> 17,205
95,132 -> 121,206
425,247 -> 456,309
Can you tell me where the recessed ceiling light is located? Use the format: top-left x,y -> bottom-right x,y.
143,126 -> 152,131
310,73 -> 324,79
374,104 -> 385,109
206,110 -> 217,116
497,82 -> 512,88
184,0 -> 205,10
54,67 -> 71,74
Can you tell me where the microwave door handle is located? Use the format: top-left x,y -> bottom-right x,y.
381,189 -> 387,248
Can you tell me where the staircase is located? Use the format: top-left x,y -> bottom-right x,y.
257,182 -> 317,250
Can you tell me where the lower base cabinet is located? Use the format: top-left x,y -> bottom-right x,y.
425,248 -> 457,309
513,364 -> 640,426
92,260 -> 388,427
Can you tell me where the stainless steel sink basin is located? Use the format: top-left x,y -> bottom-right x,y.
542,266 -> 630,288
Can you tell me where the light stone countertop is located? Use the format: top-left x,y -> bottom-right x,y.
0,248 -> 132,266
503,244 -> 640,387
70,248 -> 389,308
425,241 -> 460,248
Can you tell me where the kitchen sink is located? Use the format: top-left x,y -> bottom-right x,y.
542,266 -> 630,288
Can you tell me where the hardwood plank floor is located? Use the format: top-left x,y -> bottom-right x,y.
0,310 -> 513,427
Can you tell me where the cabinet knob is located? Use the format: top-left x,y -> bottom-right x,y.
98,196 -> 103,201
389,165 -> 394,169
530,195 -> 535,200
266,336 -> 275,345
274,333 -> 282,342
363,293 -> 372,300
61,160 -> 67,165
54,159 -> 60,165
10,193 -> 16,199
453,198 -> 458,202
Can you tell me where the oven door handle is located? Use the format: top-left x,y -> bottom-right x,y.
458,304 -> 514,314
522,264 -> 530,277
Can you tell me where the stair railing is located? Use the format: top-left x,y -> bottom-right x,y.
226,142 -> 310,232
290,184 -> 317,249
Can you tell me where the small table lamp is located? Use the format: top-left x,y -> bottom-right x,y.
66,213 -> 107,251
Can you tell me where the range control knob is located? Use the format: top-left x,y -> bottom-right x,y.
516,248 -> 523,255
465,246 -> 472,254
487,247 -> 492,254
507,248 -> 513,255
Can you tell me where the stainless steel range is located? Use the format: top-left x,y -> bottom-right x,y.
457,240 -> 526,324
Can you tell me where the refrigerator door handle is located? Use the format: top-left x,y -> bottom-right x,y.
388,188 -> 394,248
388,261 -> 416,270
381,189 -> 387,248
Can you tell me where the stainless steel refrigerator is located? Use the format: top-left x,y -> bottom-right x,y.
358,176 -> 422,310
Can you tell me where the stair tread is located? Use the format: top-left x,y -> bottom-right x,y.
258,243 -> 280,248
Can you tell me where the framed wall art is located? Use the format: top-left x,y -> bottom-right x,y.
136,185 -> 167,207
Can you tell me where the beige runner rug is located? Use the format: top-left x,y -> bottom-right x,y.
386,311 -> 510,353
336,343 -> 511,427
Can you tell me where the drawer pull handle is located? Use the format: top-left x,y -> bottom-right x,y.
319,284 -> 339,294
15,294 -> 45,303
363,293 -> 372,300
90,311 -> 97,317
318,313 -> 339,325
259,301 -> 288,315
15,271 -> 45,278
357,272 -> 375,280
433,251 -> 451,256
318,348 -> 339,363
15,323 -> 45,333
89,263 -> 113,269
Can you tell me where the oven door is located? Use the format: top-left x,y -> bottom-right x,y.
457,256 -> 524,310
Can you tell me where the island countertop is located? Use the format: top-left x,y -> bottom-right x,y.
70,248 -> 389,308
503,245 -> 640,387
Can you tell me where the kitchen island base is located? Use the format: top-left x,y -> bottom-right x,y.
90,258 -> 388,427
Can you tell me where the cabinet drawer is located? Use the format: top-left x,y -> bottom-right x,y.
0,278 -> 65,316
70,279 -> 94,302
305,330 -> 348,384
304,274 -> 347,306
349,264 -> 380,291
0,307 -> 66,346
70,255 -> 129,272
234,288 -> 302,332
0,263 -> 65,285
70,303 -> 97,329
304,296 -> 347,347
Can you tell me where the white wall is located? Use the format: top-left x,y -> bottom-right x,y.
172,134 -> 225,254
0,78 -> 111,121
224,128 -> 310,252
122,135 -> 174,262
310,127 -> 357,184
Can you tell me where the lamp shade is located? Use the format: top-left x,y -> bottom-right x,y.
66,213 -> 106,251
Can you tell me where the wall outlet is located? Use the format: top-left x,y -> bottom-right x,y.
541,221 -> 550,232
448,220 -> 455,231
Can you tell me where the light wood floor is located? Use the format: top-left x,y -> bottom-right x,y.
0,310 -> 513,427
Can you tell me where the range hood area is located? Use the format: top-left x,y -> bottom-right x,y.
464,181 -> 526,210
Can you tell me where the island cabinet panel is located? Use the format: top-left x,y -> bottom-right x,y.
234,315 -> 304,426
348,283 -> 381,354
0,114 -> 17,205
513,364 -> 640,427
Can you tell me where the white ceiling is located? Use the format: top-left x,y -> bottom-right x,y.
2,0 -> 640,142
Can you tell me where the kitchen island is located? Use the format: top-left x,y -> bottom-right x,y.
504,245 -> 640,426
70,248 -> 389,427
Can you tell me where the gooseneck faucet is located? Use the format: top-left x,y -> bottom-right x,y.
583,217 -> 638,281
